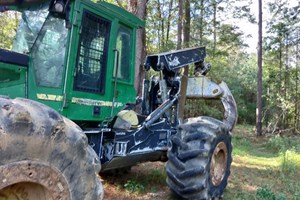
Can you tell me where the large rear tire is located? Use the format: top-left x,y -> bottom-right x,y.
166,116 -> 232,200
0,98 -> 103,200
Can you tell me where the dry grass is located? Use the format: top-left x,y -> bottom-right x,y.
101,162 -> 173,200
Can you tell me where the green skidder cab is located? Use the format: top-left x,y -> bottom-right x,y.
0,0 -> 143,122
0,0 -> 238,200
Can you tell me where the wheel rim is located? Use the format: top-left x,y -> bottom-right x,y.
0,182 -> 52,200
0,161 -> 71,200
210,142 -> 228,186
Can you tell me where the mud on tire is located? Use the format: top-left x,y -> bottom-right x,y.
0,98 -> 103,200
166,116 -> 232,200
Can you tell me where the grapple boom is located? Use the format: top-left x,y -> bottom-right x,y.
143,47 -> 237,131
144,47 -> 206,71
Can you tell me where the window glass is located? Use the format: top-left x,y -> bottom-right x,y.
74,11 -> 111,93
30,15 -> 68,88
114,25 -> 132,81
12,3 -> 49,54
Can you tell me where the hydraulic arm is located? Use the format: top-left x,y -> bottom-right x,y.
143,47 -> 237,131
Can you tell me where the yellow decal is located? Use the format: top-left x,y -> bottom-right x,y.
71,97 -> 123,107
37,93 -> 63,101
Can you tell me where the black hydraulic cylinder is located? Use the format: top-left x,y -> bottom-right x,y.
143,96 -> 178,128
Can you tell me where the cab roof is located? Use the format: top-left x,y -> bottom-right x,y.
96,1 -> 145,28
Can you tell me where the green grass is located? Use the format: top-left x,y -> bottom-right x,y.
103,124 -> 300,199
224,124 -> 300,200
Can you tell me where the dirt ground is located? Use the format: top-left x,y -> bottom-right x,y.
101,162 -> 173,200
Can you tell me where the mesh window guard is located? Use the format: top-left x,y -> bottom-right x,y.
74,11 -> 111,93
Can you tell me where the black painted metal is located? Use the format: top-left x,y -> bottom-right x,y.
86,47 -> 211,171
86,117 -> 177,171
144,47 -> 206,71
0,49 -> 29,67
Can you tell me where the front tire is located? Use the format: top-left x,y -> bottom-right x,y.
166,116 -> 232,199
0,98 -> 103,200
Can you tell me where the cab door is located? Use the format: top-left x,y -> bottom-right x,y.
63,1 -> 139,122
111,24 -> 137,112
64,4 -> 116,121
28,14 -> 68,111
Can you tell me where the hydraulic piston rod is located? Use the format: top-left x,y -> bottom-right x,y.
143,95 -> 178,128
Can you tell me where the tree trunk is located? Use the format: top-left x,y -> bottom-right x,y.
199,0 -> 204,45
284,32 -> 289,128
128,0 -> 147,97
256,0 -> 263,136
166,0 -> 173,44
177,0 -> 183,49
156,0 -> 165,49
128,0 -> 137,12
161,0 -> 165,48
279,41 -> 282,94
295,31 -> 299,131
178,0 -> 190,121
212,0 -> 217,55
183,0 -> 190,48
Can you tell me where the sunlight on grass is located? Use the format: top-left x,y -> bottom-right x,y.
283,150 -> 300,164
233,155 -> 281,168
225,128 -> 300,200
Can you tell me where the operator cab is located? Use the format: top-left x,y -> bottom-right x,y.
0,0 -> 145,123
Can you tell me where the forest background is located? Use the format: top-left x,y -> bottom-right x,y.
0,0 -> 299,134
1,0 -> 300,199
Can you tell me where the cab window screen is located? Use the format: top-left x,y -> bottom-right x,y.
74,11 -> 111,93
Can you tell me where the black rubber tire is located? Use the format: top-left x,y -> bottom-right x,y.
166,116 -> 232,200
0,98 -> 103,200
